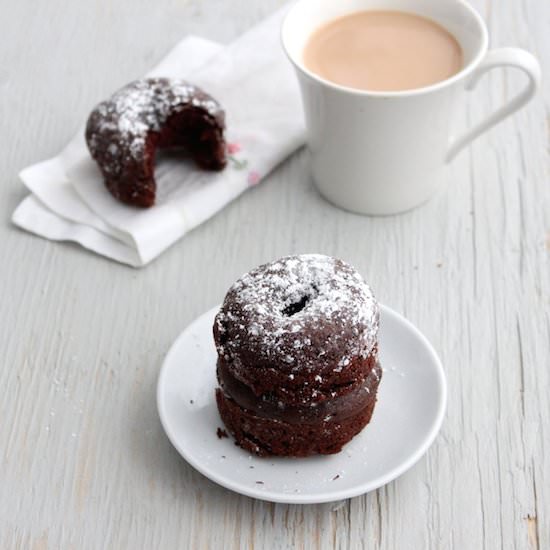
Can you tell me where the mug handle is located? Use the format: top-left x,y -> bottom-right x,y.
446,48 -> 541,162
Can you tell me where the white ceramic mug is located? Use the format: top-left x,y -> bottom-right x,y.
282,0 -> 541,215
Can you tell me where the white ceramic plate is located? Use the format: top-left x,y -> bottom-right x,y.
157,304 -> 446,504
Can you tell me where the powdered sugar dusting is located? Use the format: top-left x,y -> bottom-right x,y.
86,78 -> 224,174
215,254 -> 379,374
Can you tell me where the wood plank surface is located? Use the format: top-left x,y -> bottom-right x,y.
0,0 -> 548,548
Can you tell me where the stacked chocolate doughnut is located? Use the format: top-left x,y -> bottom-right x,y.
213,254 -> 381,457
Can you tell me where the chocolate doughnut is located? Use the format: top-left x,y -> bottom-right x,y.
213,254 -> 381,457
85,78 -> 226,207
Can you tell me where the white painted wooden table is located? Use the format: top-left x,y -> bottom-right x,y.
1,1 -> 548,548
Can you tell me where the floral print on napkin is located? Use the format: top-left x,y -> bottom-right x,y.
227,142 -> 261,186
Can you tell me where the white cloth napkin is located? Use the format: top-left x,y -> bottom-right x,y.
12,6 -> 305,267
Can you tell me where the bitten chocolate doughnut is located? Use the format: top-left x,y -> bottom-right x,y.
213,254 -> 381,457
85,78 -> 226,207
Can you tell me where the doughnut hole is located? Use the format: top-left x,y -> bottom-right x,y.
281,284 -> 319,317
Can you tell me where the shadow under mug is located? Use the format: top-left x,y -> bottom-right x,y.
281,0 -> 541,215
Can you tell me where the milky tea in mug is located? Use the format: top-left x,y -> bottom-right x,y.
303,10 -> 463,92
282,0 -> 540,215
